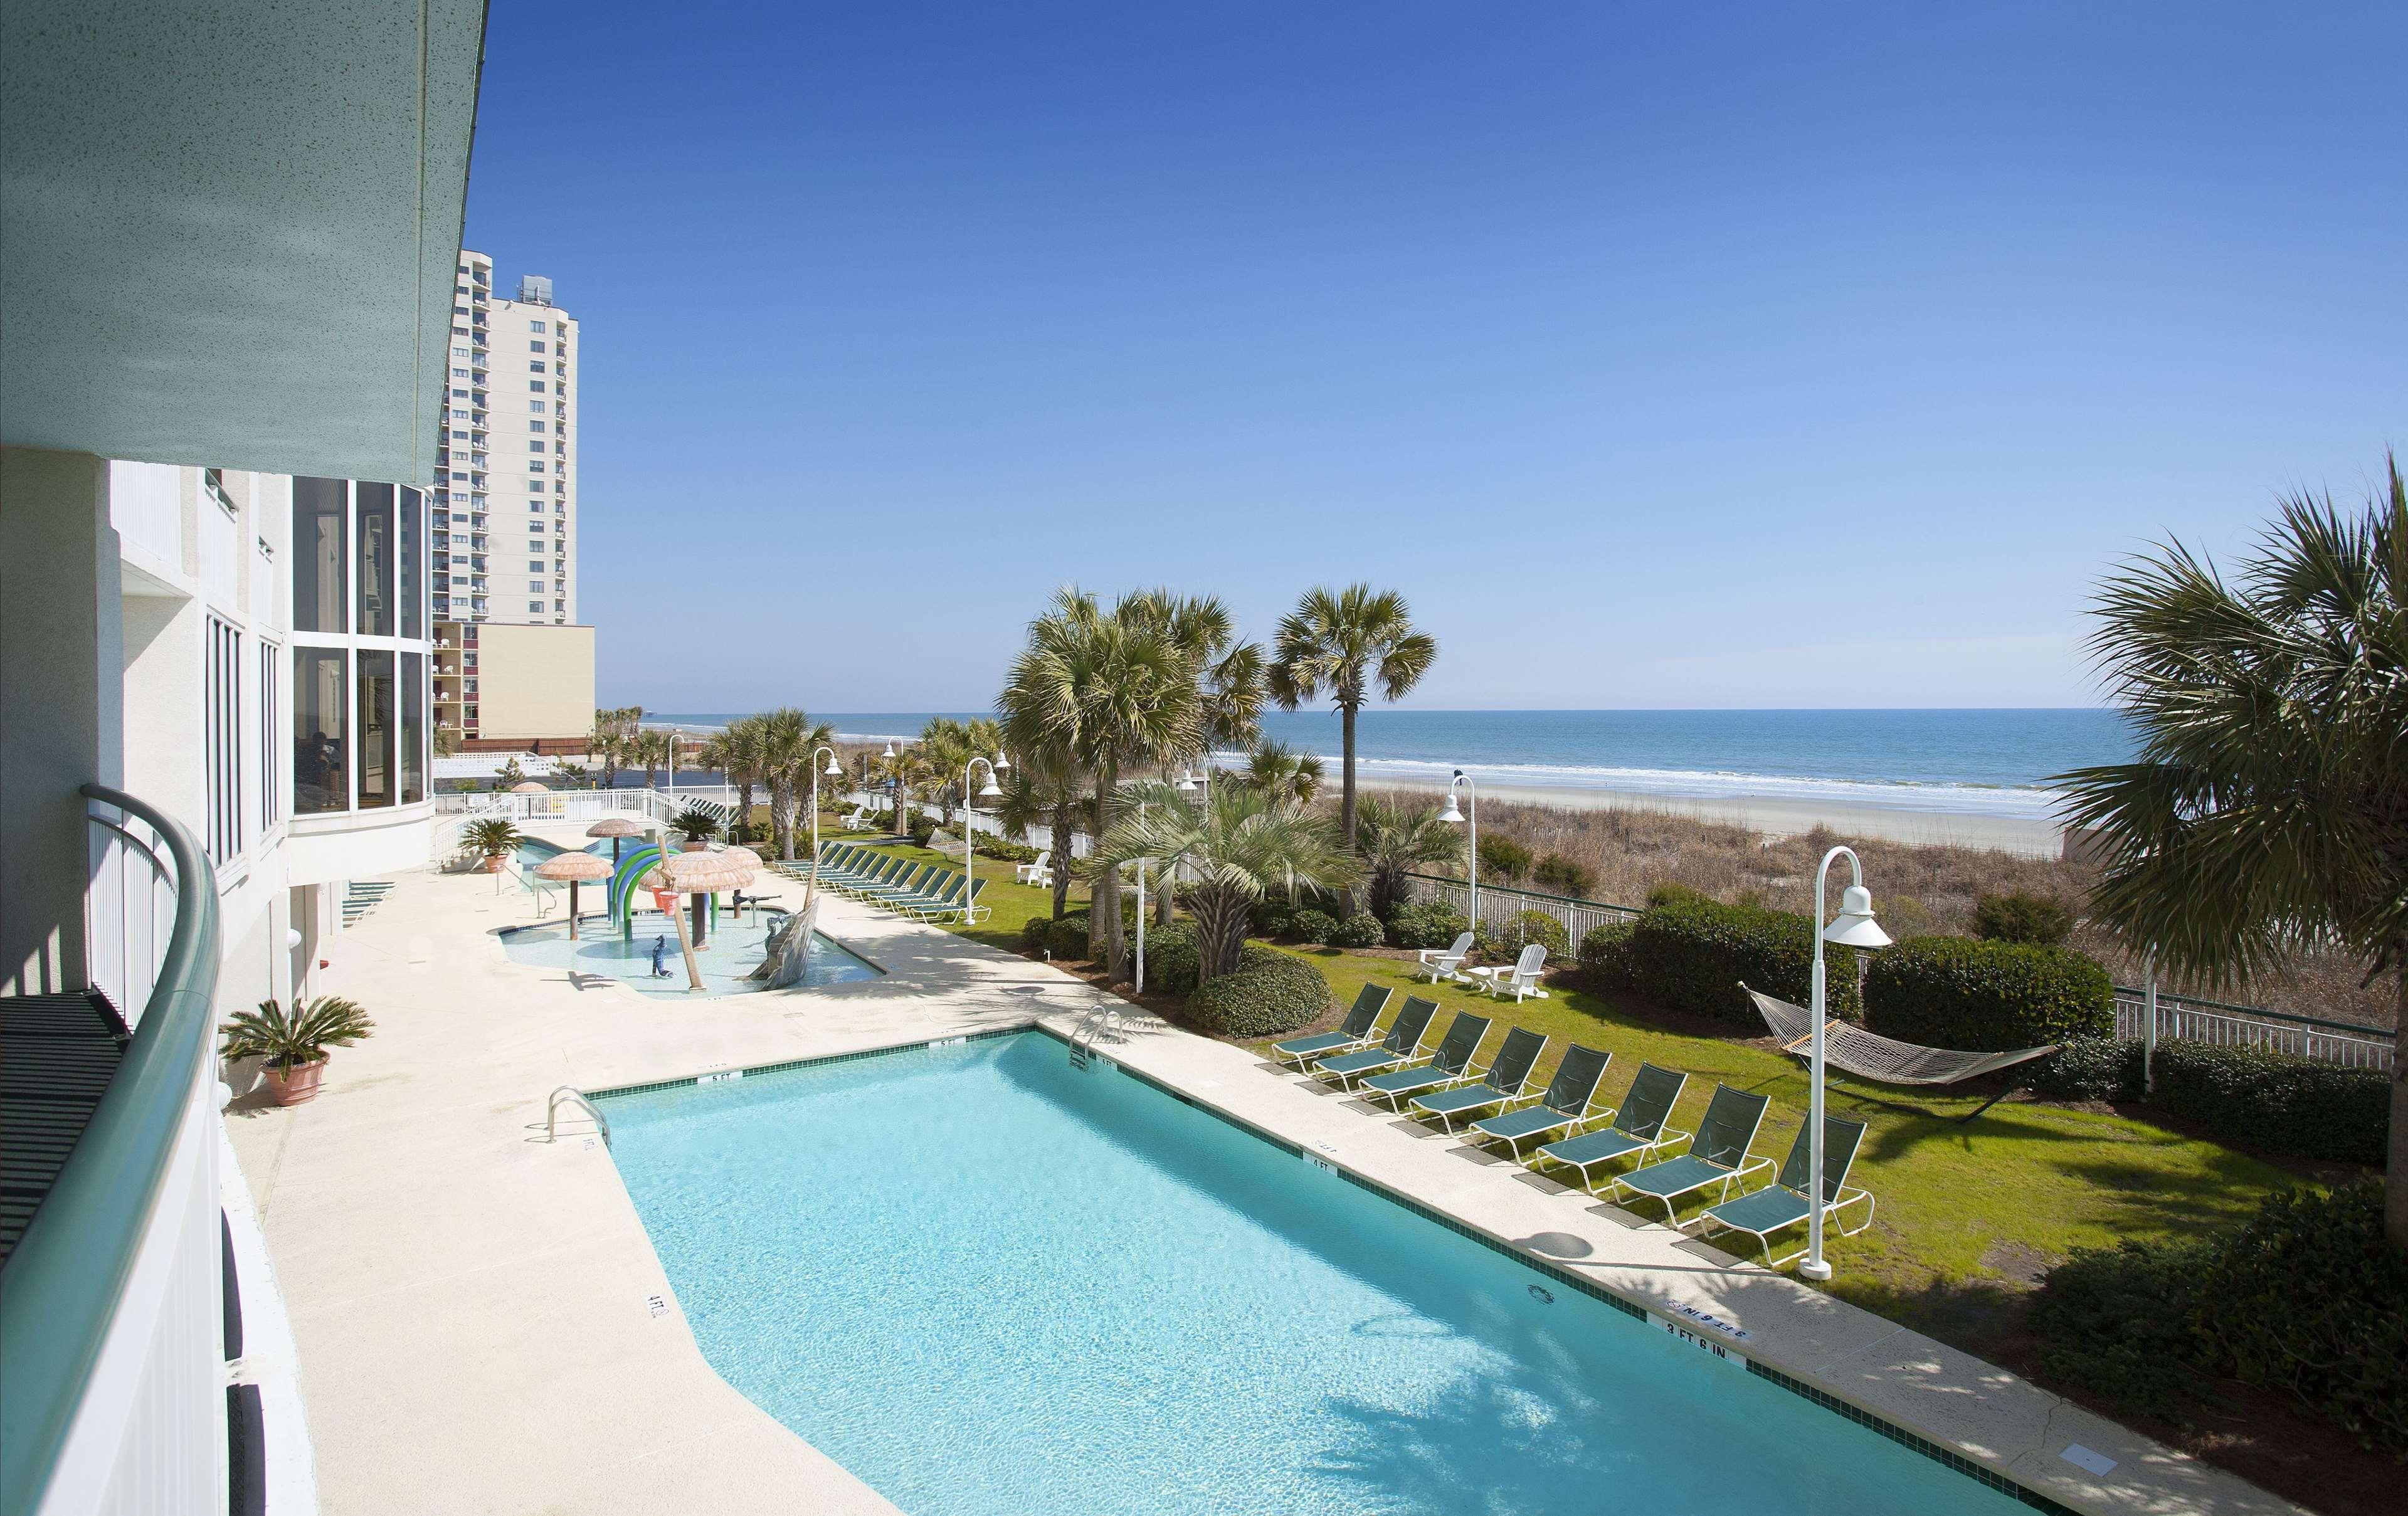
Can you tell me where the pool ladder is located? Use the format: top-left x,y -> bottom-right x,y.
1069,1005 -> 1124,1070
546,1086 -> 612,1147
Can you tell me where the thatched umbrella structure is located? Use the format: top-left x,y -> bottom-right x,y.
587,814 -> 642,864
534,850 -> 612,938
510,780 -> 549,794
648,849 -> 758,989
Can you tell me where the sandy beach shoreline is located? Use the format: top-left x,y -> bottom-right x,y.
1365,775 -> 2066,858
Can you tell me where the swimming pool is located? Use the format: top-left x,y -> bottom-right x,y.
599,1033 -> 2029,1516
499,916 -> 882,996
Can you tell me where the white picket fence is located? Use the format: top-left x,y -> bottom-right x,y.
2113,988 -> 2392,1072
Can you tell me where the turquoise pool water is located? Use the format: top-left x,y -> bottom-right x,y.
600,1034 -> 2025,1515
499,916 -> 881,996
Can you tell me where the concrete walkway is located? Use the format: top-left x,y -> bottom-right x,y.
226,855 -> 2305,1516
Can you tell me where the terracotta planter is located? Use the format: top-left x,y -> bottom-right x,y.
679,840 -> 707,852
265,1058 -> 328,1105
482,854 -> 506,873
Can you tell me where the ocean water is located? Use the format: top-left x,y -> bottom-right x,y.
601,1033 -> 2027,1516
647,708 -> 2130,820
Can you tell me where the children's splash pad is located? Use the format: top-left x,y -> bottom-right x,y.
499,912 -> 882,998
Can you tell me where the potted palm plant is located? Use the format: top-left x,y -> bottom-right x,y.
221,996 -> 375,1105
670,805 -> 724,851
462,816 -> 522,872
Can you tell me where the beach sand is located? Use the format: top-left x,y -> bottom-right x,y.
1369,776 -> 2064,858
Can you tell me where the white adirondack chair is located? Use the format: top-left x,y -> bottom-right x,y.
1015,849 -> 1053,887
1472,943 -> 1550,1002
1417,930 -> 1475,984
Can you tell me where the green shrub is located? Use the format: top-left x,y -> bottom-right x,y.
2192,1180 -> 2407,1453
2027,1036 -> 2144,1102
1577,920 -> 1637,991
1186,946 -> 1333,1038
1143,922 -> 1200,995
1330,913 -> 1385,949
1862,936 -> 2112,1052
1251,898 -> 1294,939
1476,836 -> 1532,882
2151,1042 -> 2389,1166
1386,903 -> 1467,950
1019,915 -> 1054,952
1622,892 -> 1857,1027
2029,1238 -> 2214,1419
1290,908 -> 1339,945
2031,1180 -> 2407,1455
1531,853 -> 1594,897
1477,909 -> 1569,962
1045,913 -> 1092,961
1973,890 -> 2075,946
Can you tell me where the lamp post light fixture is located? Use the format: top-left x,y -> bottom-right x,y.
1437,769 -> 1479,932
963,755 -> 1006,922
807,744 -> 841,893
1803,845 -> 1891,1282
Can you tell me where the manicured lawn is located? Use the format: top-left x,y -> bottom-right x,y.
764,834 -> 1084,957
795,844 -> 2301,1359
1251,944 -> 2300,1352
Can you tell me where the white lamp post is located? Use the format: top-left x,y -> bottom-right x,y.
963,754 -> 1005,923
1803,845 -> 1891,1282
881,740 -> 900,832
807,745 -> 841,892
1437,769 -> 1479,932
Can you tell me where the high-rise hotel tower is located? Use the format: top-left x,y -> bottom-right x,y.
430,249 -> 579,626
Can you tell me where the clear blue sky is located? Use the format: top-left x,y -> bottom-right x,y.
462,1 -> 2404,712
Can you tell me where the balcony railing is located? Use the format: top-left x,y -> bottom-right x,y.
0,785 -> 223,1515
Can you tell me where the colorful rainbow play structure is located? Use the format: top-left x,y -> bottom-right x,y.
606,843 -> 718,940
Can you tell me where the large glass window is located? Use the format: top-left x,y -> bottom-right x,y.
400,651 -> 426,805
399,487 -> 423,640
293,647 -> 348,813
356,482 -> 394,636
357,650 -> 395,809
292,478 -> 346,634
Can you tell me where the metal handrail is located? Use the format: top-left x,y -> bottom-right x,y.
2108,986 -> 2387,1040
546,1087 -> 611,1147
0,784 -> 221,1516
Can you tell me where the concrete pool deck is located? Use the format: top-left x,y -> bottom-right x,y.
226,855 -> 2308,1516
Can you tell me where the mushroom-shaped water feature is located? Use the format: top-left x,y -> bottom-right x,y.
587,814 -> 643,864
534,850 -> 612,938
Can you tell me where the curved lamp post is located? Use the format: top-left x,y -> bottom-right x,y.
1437,770 -> 1479,932
807,744 -> 841,892
1804,845 -> 1891,1281
881,740 -> 900,833
963,754 -> 1006,923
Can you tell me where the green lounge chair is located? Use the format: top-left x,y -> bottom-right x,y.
831,851 -> 897,893
1689,1114 -> 1875,1269
1270,985 -> 1392,1070
1411,1026 -> 1547,1128
914,876 -> 987,923
1313,996 -> 1439,1088
1471,1044 -> 1613,1159
1604,1083 -> 1773,1223
820,845 -> 875,883
1536,1062 -> 1690,1187
881,868 -> 956,912
1358,1011 -> 1492,1111
864,862 -> 937,905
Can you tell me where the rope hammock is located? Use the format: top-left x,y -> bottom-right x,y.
1742,986 -> 2062,1121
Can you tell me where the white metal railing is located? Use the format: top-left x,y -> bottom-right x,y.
433,784 -> 741,827
1402,872 -> 1640,942
82,798 -> 178,1029
2113,988 -> 2392,1072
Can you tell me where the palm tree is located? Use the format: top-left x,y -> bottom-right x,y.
589,705 -> 643,790
1244,741 -> 1324,806
994,750 -> 1084,919
1089,782 -> 1360,982
1356,793 -> 1461,920
875,741 -> 936,836
751,708 -> 834,861
1269,584 -> 1437,912
709,715 -> 768,844
998,588 -> 1200,977
2056,454 -> 2408,1250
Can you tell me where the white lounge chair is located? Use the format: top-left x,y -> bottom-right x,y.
840,803 -> 872,828
1471,942 -> 1550,1002
1417,930 -> 1474,983
1015,848 -> 1052,887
